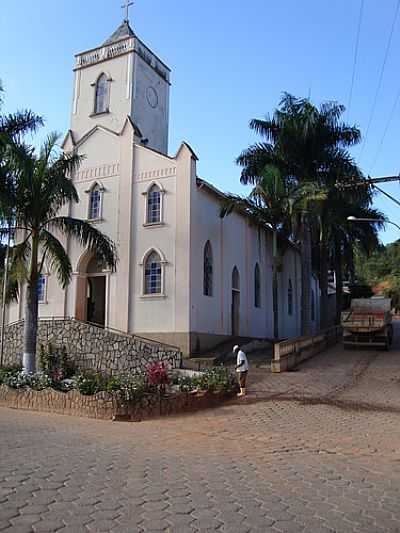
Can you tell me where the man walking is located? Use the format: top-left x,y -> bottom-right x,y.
233,345 -> 249,397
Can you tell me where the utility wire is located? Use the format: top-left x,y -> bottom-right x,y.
359,0 -> 400,158
373,183 -> 400,208
369,85 -> 400,172
347,0 -> 365,121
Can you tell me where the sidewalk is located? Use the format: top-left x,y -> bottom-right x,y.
240,328 -> 400,412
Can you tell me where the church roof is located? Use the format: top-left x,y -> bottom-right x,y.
103,21 -> 135,45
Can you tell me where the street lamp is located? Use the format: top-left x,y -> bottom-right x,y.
347,216 -> 400,232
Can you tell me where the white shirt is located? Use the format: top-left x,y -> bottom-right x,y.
236,350 -> 249,372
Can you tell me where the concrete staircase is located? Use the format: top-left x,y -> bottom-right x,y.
184,336 -> 272,370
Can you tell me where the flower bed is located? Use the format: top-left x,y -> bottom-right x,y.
0,361 -> 238,421
0,384 -> 234,421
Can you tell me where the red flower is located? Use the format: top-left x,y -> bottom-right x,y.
147,362 -> 170,387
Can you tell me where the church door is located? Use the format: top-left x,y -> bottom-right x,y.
86,276 -> 106,327
75,254 -> 107,327
231,267 -> 240,336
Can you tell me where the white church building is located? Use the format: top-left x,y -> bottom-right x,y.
7,15 -> 320,356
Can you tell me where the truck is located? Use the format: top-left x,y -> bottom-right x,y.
341,297 -> 393,350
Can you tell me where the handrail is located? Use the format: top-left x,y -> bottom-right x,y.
0,316 -> 181,353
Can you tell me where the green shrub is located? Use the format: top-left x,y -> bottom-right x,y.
71,372 -> 149,401
175,375 -> 201,393
174,368 -> 236,393
27,373 -> 53,391
114,373 -> 149,402
104,375 -> 123,392
2,371 -> 52,390
0,365 -> 22,385
72,373 -> 107,396
39,343 -> 75,379
198,367 -> 237,392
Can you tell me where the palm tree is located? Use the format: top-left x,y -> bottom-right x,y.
5,133 -> 117,373
0,80 -> 43,233
221,164 -> 326,339
327,202 -> 384,323
237,94 -> 362,335
0,81 -> 43,366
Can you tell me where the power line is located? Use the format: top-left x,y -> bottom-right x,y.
359,0 -> 400,158
347,0 -> 365,121
336,175 -> 400,188
369,85 -> 400,172
336,175 -> 400,209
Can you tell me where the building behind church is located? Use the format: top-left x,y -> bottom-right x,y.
6,17 -> 320,356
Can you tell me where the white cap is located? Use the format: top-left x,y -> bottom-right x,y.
233,345 -> 239,352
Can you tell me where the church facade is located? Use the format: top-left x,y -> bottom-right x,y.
7,18 -> 320,355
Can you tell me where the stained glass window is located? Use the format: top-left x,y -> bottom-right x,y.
145,251 -> 162,295
311,289 -> 315,321
89,186 -> 101,220
37,275 -> 46,303
288,279 -> 293,316
95,74 -> 109,114
147,185 -> 161,224
254,263 -> 261,308
203,241 -> 213,296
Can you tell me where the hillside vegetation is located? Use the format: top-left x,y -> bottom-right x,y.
355,241 -> 400,310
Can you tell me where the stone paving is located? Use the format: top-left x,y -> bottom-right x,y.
1,325 -> 400,532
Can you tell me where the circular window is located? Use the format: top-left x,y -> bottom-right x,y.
146,86 -> 158,108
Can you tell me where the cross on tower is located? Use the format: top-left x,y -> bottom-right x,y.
121,0 -> 134,23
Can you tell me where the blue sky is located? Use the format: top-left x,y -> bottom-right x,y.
1,0 -> 400,244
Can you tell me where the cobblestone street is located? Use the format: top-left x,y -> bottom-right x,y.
1,329 -> 400,532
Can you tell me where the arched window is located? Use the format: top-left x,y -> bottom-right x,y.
203,241 -> 213,296
231,267 -> 240,336
94,74 -> 109,114
311,288 -> 315,321
232,266 -> 240,291
288,279 -> 293,316
88,185 -> 101,220
254,263 -> 261,308
147,184 -> 161,224
144,251 -> 162,295
37,274 -> 47,303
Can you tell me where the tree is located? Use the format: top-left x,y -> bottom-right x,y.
4,133 -> 117,373
0,80 -> 43,213
0,80 -> 43,366
220,164 -> 325,339
237,94 -> 366,334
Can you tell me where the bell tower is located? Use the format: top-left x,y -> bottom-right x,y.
70,5 -> 170,154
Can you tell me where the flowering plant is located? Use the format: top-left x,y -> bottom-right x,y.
109,373 -> 148,402
50,368 -> 64,383
2,371 -> 52,391
71,373 -> 106,395
147,361 -> 169,393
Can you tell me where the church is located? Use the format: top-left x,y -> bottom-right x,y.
7,11 -> 320,356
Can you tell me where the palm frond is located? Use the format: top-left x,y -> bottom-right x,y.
0,110 -> 43,140
39,229 -> 72,288
8,238 -> 31,283
47,217 -> 118,271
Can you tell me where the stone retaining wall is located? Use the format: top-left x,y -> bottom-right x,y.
1,318 -> 181,375
0,385 -> 232,421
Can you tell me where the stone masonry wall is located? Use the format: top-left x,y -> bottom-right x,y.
1,318 -> 181,374
0,385 -> 233,421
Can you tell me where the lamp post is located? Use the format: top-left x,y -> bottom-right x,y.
347,215 -> 400,232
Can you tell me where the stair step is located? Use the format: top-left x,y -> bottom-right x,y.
182,357 -> 218,371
